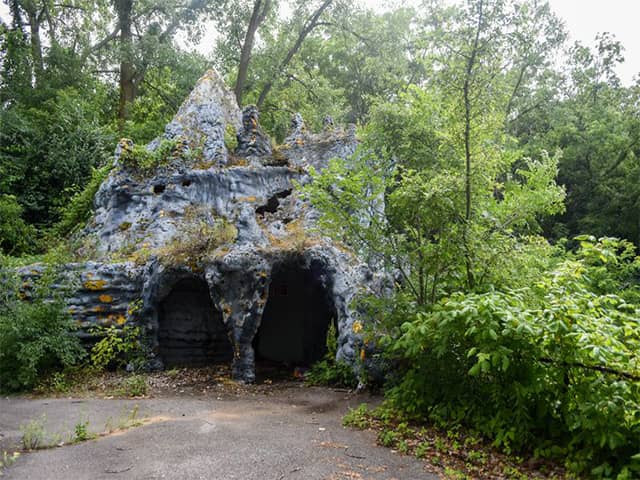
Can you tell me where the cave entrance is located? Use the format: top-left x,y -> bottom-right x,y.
158,278 -> 233,367
254,261 -> 335,373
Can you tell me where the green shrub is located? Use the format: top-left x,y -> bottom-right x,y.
89,325 -> 145,371
305,323 -> 358,388
119,138 -> 178,173
73,421 -> 91,442
385,240 -> 640,478
342,404 -> 372,429
54,163 -> 112,237
0,263 -> 85,393
0,194 -> 38,255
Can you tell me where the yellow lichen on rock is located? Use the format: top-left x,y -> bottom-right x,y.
84,279 -> 107,290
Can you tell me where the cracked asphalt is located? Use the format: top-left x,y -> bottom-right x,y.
0,385 -> 438,480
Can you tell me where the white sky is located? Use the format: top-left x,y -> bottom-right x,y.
1,0 -> 639,85
543,0 -> 640,84
362,0 -> 640,85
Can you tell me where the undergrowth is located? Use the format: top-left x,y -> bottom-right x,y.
305,323 -> 358,388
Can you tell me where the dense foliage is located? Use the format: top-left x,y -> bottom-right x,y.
0,256 -> 85,392
2,0 -> 640,477
388,238 -> 640,477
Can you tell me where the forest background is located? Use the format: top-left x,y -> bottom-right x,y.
1,1 -> 640,478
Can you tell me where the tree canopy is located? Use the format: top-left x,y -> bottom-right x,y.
2,1 -> 640,477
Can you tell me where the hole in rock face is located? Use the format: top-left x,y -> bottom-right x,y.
255,189 -> 293,215
254,260 -> 335,367
158,278 -> 232,367
182,179 -> 192,187
153,184 -> 166,194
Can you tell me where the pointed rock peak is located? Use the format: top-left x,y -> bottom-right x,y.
235,105 -> 272,158
162,69 -> 242,166
322,115 -> 335,131
284,112 -> 307,146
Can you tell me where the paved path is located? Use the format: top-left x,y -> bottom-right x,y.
0,385 -> 438,480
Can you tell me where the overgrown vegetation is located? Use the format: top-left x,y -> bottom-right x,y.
305,323 -> 358,388
118,138 -> 180,173
53,164 -> 113,237
384,238 -> 640,478
159,209 -> 238,267
0,257 -> 85,393
301,3 -> 640,477
89,325 -> 146,372
2,0 -> 640,477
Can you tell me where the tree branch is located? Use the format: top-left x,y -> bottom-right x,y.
539,357 -> 640,381
256,0 -> 333,108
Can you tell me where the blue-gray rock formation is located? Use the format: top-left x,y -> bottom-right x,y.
23,70 -> 380,383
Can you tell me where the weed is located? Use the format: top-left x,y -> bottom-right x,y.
20,416 -> 46,450
378,429 -> 399,448
0,451 -> 20,474
305,323 -> 358,388
119,374 -> 147,397
397,439 -> 409,454
118,405 -> 142,429
443,467 -> 468,479
415,441 -> 429,459
434,437 -> 447,453
342,404 -> 371,429
49,372 -> 71,393
73,421 -> 91,442
466,449 -> 487,465
104,417 -> 114,434
501,465 -> 529,480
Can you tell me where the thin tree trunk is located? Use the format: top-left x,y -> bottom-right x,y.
235,0 -> 271,106
116,0 -> 134,126
462,0 -> 484,290
26,7 -> 44,84
256,0 -> 332,108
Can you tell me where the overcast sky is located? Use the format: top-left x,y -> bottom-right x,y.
542,0 -> 639,84
1,0 -> 639,85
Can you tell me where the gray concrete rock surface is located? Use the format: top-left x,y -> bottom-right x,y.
20,69 -> 383,383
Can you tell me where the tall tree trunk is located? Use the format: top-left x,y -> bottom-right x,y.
116,0 -> 134,126
256,0 -> 332,108
462,0 -> 484,290
234,0 -> 271,106
24,4 -> 43,84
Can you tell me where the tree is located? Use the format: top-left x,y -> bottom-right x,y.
234,0 -> 272,106
216,0 -> 339,109
519,34 -> 640,244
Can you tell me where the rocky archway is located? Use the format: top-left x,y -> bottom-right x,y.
255,259 -> 335,366
158,277 -> 233,367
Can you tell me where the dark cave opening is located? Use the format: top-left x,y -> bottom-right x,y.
158,278 -> 233,368
254,261 -> 335,368
255,189 -> 293,215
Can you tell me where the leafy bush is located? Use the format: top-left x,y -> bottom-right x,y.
305,323 -> 358,388
0,86 -> 115,227
0,194 -> 38,255
0,262 -> 85,393
385,238 -> 640,478
54,163 -> 113,237
89,325 -> 145,371
119,138 -> 179,173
